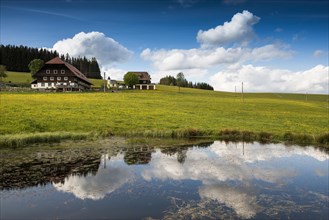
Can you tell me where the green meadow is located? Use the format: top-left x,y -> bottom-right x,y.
2,71 -> 105,88
2,71 -> 32,84
1,81 -> 328,147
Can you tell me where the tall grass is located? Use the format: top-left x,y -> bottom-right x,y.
0,132 -> 88,147
0,129 -> 328,148
118,128 -> 328,148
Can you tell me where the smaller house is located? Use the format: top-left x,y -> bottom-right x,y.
107,77 -> 117,88
127,71 -> 156,90
107,77 -> 126,89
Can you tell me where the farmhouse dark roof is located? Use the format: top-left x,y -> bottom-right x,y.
46,57 -> 92,85
30,79 -> 37,84
127,71 -> 151,81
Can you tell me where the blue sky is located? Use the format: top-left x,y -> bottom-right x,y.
1,0 -> 328,93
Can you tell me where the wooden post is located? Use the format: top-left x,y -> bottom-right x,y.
242,82 -> 244,102
103,72 -> 106,93
235,85 -> 236,98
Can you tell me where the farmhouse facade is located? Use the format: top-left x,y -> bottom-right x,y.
127,71 -> 156,90
31,57 -> 92,91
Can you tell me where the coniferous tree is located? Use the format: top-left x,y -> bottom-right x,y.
0,44 -> 101,79
159,73 -> 214,91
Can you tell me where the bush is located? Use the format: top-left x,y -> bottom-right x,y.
293,134 -> 314,146
317,133 -> 329,145
218,129 -> 242,141
242,131 -> 256,142
258,132 -> 272,143
283,132 -> 294,142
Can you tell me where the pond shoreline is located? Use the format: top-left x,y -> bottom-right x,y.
1,128 -> 328,149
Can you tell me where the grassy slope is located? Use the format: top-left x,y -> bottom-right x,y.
3,71 -> 33,83
3,71 -> 106,87
1,85 -> 328,139
89,78 -> 105,87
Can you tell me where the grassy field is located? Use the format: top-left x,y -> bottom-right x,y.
2,71 -> 105,88
2,71 -> 33,83
1,84 -> 328,147
89,78 -> 104,87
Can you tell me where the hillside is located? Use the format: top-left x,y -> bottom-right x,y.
2,71 -> 104,88
1,84 -> 328,140
1,71 -> 328,147
2,71 -> 32,83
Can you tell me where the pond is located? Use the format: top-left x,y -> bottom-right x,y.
1,140 -> 328,219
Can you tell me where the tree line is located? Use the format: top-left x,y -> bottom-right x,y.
0,44 -> 102,79
159,72 -> 214,91
59,54 -> 101,79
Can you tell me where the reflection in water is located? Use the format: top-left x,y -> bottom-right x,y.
54,154 -> 133,200
1,141 -> 328,219
199,184 -> 258,219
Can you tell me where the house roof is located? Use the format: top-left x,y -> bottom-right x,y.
127,71 -> 151,81
44,57 -> 92,85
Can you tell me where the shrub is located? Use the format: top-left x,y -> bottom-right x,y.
258,132 -> 272,143
283,132 -> 294,142
293,134 -> 314,146
317,133 -> 329,145
218,129 -> 242,141
242,131 -> 256,142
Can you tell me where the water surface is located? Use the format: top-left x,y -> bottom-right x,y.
1,141 -> 328,219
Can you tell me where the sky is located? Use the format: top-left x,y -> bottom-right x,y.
1,0 -> 328,93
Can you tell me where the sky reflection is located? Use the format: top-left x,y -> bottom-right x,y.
52,141 -> 328,219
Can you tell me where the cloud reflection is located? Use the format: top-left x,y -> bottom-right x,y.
54,154 -> 133,200
199,184 -> 258,219
53,141 -> 328,218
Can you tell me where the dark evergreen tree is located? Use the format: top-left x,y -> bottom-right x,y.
158,73 -> 214,91
159,75 -> 176,86
0,44 -> 58,72
0,44 -> 102,79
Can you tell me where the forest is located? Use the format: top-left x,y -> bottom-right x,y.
159,73 -> 214,91
0,45 -> 102,79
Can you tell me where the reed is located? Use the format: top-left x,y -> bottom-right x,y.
0,132 -> 88,148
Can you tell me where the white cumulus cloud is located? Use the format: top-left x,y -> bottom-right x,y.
141,44 -> 292,71
140,10 -> 327,94
51,31 -> 133,66
210,64 -> 329,94
101,66 -> 126,81
197,10 -> 260,46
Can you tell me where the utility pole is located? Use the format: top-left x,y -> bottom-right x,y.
103,72 -> 106,93
242,82 -> 244,102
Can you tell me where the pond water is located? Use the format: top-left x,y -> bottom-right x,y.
1,140 -> 328,219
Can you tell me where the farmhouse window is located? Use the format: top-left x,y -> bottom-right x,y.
61,70 -> 65,74
54,70 -> 58,74
41,83 -> 45,87
64,77 -> 68,81
43,77 -> 47,80
46,70 -> 50,74
57,77 -> 61,81
50,77 -> 54,81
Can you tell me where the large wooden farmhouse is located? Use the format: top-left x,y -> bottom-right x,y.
31,57 -> 93,91
127,71 -> 156,90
